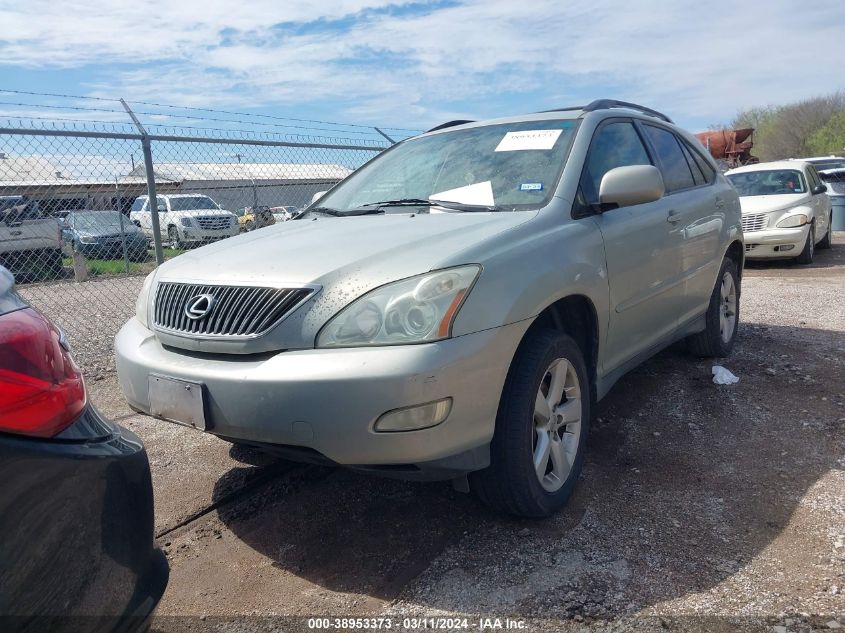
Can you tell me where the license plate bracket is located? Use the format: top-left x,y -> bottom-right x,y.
148,374 -> 208,431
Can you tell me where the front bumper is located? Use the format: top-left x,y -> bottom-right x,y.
180,226 -> 238,243
743,225 -> 809,259
76,238 -> 148,259
115,317 -> 529,476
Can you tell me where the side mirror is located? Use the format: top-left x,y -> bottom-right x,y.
156,202 -> 167,211
599,165 -> 665,209
311,191 -> 327,204
812,184 -> 827,195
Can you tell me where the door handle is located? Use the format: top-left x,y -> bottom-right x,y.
666,210 -> 681,223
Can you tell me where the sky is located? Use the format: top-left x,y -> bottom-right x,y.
1,0 -> 845,133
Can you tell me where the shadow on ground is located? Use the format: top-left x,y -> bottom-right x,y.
211,322 -> 845,616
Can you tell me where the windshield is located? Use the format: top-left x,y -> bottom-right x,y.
168,196 -> 219,211
808,158 -> 845,171
71,211 -> 127,228
314,119 -> 579,214
727,169 -> 807,196
0,197 -> 26,212
820,169 -> 845,194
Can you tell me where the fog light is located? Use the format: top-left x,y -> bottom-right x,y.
776,244 -> 795,252
374,398 -> 452,432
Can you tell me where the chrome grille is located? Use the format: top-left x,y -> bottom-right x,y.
741,213 -> 768,233
153,282 -> 313,337
196,215 -> 232,230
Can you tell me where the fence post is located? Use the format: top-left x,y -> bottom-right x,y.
115,177 -> 131,272
373,127 -> 396,145
120,99 -> 165,265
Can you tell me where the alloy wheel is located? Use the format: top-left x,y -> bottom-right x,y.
532,358 -> 582,492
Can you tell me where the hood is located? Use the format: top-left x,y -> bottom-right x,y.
77,224 -> 141,237
157,211 -> 534,285
738,193 -> 810,215
151,211 -> 536,353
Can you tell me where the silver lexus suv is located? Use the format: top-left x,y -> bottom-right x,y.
116,100 -> 743,517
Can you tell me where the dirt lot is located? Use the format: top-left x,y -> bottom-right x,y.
74,236 -> 845,631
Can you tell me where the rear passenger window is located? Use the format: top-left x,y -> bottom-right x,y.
680,143 -> 706,186
685,141 -> 716,184
583,121 -> 652,205
642,125 -> 696,192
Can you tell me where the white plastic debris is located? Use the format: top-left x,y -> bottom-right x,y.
712,365 -> 739,385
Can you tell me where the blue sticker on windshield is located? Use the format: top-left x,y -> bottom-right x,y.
519,183 -> 543,191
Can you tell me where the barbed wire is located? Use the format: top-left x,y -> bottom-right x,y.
0,99 -> 392,137
0,89 -> 423,135
0,116 -> 389,147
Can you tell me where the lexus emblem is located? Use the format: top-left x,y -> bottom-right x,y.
184,293 -> 215,320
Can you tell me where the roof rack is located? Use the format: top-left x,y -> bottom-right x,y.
541,100 -> 672,123
425,120 -> 475,133
582,99 -> 672,123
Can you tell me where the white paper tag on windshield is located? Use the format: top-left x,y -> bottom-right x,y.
495,129 -> 562,152
431,181 -> 495,206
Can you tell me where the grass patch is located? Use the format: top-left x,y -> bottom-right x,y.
62,246 -> 186,277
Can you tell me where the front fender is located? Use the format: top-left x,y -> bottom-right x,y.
451,216 -> 609,341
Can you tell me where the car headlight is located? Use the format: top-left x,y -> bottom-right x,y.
316,265 -> 481,348
776,214 -> 808,228
135,271 -> 156,328
180,217 -> 193,227
79,235 -> 97,244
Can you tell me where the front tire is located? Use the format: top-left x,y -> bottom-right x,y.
796,223 -> 815,264
687,257 -> 740,357
45,248 -> 64,279
167,225 -> 183,249
470,330 -> 590,518
817,215 -> 832,249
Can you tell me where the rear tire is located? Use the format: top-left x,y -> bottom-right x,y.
469,329 -> 590,518
687,257 -> 739,357
796,223 -> 815,264
817,215 -> 832,249
45,248 -> 64,279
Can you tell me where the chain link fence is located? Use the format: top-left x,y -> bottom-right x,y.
0,93 -> 412,375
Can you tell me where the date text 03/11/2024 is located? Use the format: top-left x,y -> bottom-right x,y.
306,617 -> 527,630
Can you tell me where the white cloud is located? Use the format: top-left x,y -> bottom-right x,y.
1,0 -> 844,128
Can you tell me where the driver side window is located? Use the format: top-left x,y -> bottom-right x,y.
582,121 -> 652,206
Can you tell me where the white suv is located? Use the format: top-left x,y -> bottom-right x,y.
726,160 -> 833,263
130,194 -> 238,249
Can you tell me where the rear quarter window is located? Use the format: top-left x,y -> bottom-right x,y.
642,124 -> 696,192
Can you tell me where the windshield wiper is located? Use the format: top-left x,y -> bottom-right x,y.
357,198 -> 500,212
306,206 -> 345,216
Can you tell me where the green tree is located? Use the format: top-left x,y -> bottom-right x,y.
807,110 -> 845,156
728,92 -> 845,161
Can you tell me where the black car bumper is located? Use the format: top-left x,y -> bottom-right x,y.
75,240 -> 148,260
0,407 -> 168,632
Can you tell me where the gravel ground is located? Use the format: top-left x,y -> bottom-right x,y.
18,273 -> 144,378
47,236 -> 845,631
